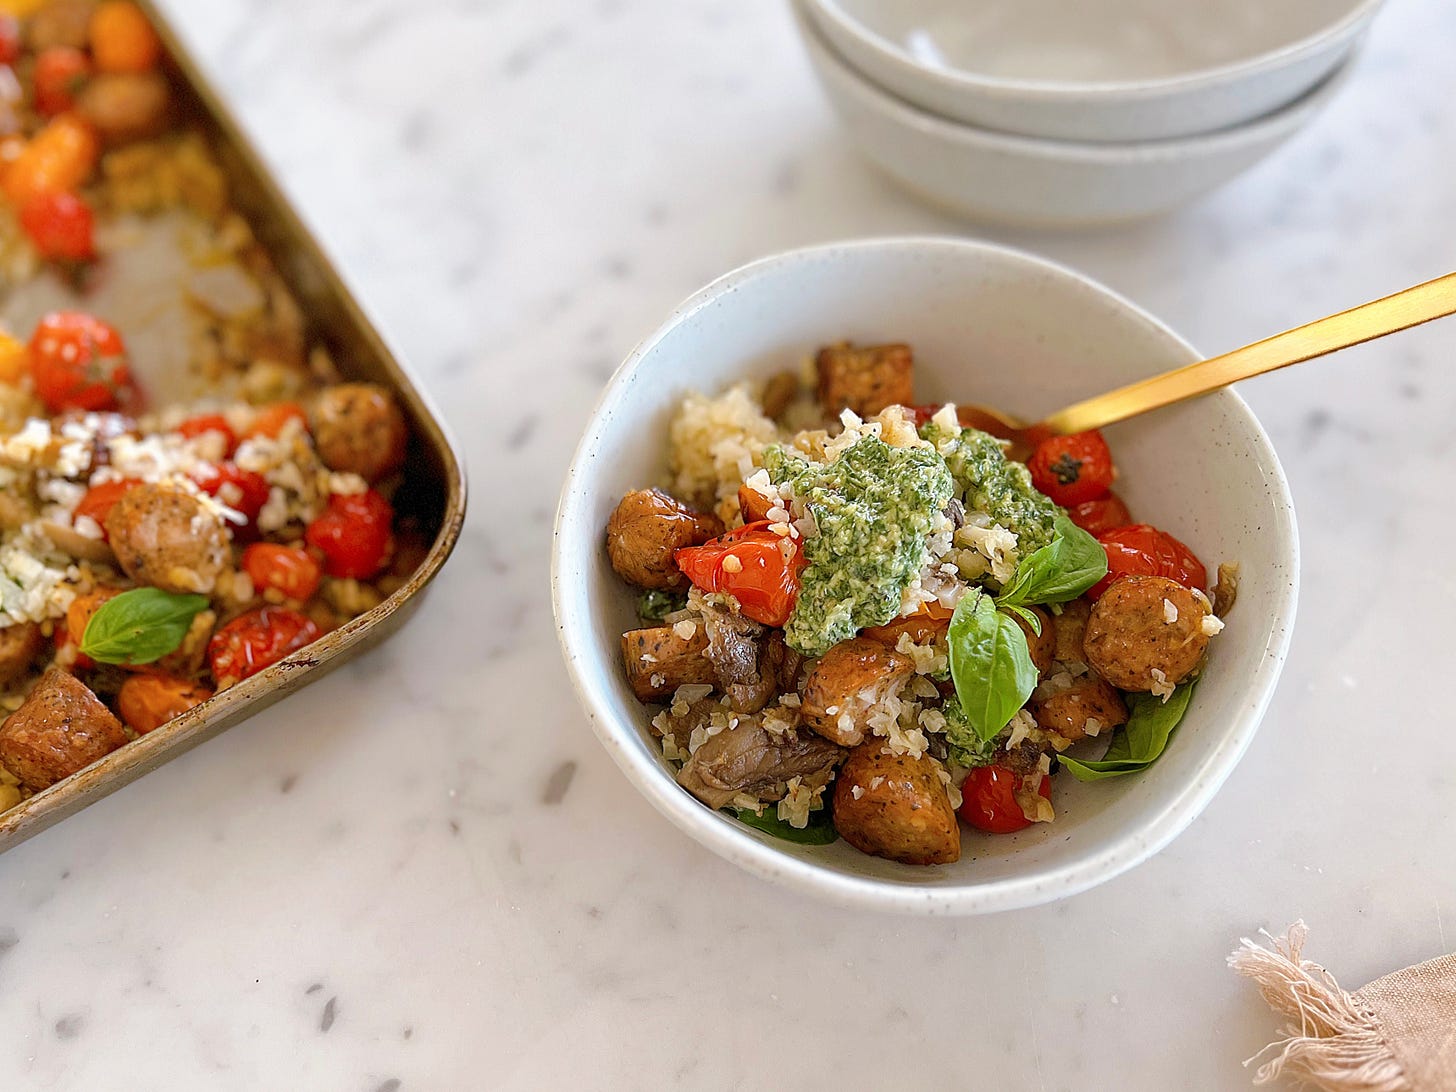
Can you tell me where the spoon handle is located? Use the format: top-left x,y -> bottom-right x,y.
1039,270 -> 1456,435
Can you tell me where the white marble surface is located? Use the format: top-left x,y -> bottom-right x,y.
3,0 -> 1455,1088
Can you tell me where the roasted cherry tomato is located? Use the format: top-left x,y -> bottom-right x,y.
175,413 -> 237,456
116,673 -> 212,734
89,1 -> 162,73
0,331 -> 28,386
736,483 -> 776,524
73,478 -> 139,536
32,47 -> 90,116
191,461 -> 270,535
958,764 -> 1051,834
28,311 -> 134,413
1090,523 -> 1208,600
243,542 -> 321,601
304,490 -> 393,579
1067,493 -> 1132,538
208,605 -> 321,686
674,520 -> 806,628
65,586 -> 121,657
19,190 -> 95,261
0,15 -> 21,66
1,114 -> 99,207
243,401 -> 307,441
1027,430 -> 1114,507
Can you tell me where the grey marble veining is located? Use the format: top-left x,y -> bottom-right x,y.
1,0 -> 1454,1088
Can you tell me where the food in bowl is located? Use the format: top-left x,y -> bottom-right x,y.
606,341 -> 1233,866
0,2 -> 428,814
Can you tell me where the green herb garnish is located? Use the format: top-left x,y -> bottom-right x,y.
731,802 -> 838,845
80,587 -> 209,666
1058,682 -> 1196,781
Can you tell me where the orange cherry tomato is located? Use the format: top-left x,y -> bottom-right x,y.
0,331 -> 26,385
116,673 -> 212,734
89,1 -> 162,73
208,605 -> 320,686
1066,493 -> 1133,538
32,47 -> 90,116
1,114 -> 99,206
737,483 -> 776,524
304,490 -> 393,579
243,543 -> 321,601
1028,430 -> 1114,507
674,520 -> 806,627
19,190 -> 96,261
958,765 -> 1051,834
175,413 -> 236,456
1090,524 -> 1208,600
28,311 -> 134,413
64,585 -> 121,659
243,401 -> 306,440
191,461 -> 269,536
73,478 -> 140,536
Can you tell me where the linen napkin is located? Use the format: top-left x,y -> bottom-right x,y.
1229,921 -> 1456,1090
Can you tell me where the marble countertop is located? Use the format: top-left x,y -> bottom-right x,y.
3,0 -> 1455,1088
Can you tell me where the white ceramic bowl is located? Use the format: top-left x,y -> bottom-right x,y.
795,4 -> 1352,228
553,237 -> 1299,915
804,0 -> 1382,142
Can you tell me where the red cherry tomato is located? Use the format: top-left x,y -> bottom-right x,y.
19,190 -> 96,261
304,490 -> 393,579
28,311 -> 134,413
1067,493 -> 1133,538
243,401 -> 307,440
958,765 -> 1051,834
191,462 -> 270,536
208,605 -> 321,685
175,413 -> 237,456
242,543 -> 321,601
674,520 -> 806,628
1028,430 -> 1114,506
0,16 -> 20,65
1090,524 -> 1208,600
73,478 -> 140,536
32,47 -> 90,116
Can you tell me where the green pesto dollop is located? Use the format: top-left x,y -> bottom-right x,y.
920,422 -> 1060,555
636,588 -> 686,622
942,694 -> 999,769
766,435 -> 953,658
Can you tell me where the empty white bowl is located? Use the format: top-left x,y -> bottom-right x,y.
804,0 -> 1382,142
796,4 -> 1351,227
552,237 -> 1299,915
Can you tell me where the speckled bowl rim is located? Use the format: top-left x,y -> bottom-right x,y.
805,0 -> 1384,101
551,237 -> 1299,915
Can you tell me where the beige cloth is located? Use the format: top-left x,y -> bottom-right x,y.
1358,954 -> 1456,1091
1229,922 -> 1456,1091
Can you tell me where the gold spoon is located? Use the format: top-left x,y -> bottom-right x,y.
959,270 -> 1456,449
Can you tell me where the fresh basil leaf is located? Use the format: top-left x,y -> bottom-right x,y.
948,591 -> 1038,743
732,803 -> 837,845
637,589 -> 686,621
997,515 -> 1108,607
1059,682 -> 1196,782
80,587 -> 209,666
1000,602 -> 1043,637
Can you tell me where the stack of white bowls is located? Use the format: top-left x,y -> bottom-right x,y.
793,0 -> 1384,226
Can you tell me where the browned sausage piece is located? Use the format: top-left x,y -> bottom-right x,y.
76,72 -> 171,146
1052,597 -> 1091,664
1083,575 -> 1210,692
760,371 -> 800,421
815,342 -> 913,418
605,488 -> 723,591
0,622 -> 44,688
1032,676 -> 1128,743
832,744 -> 960,865
800,637 -> 915,746
620,624 -> 716,702
0,667 -> 128,791
1012,605 -> 1055,675
309,383 -> 409,483
105,484 -> 231,595
677,718 -> 843,809
26,0 -> 95,50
